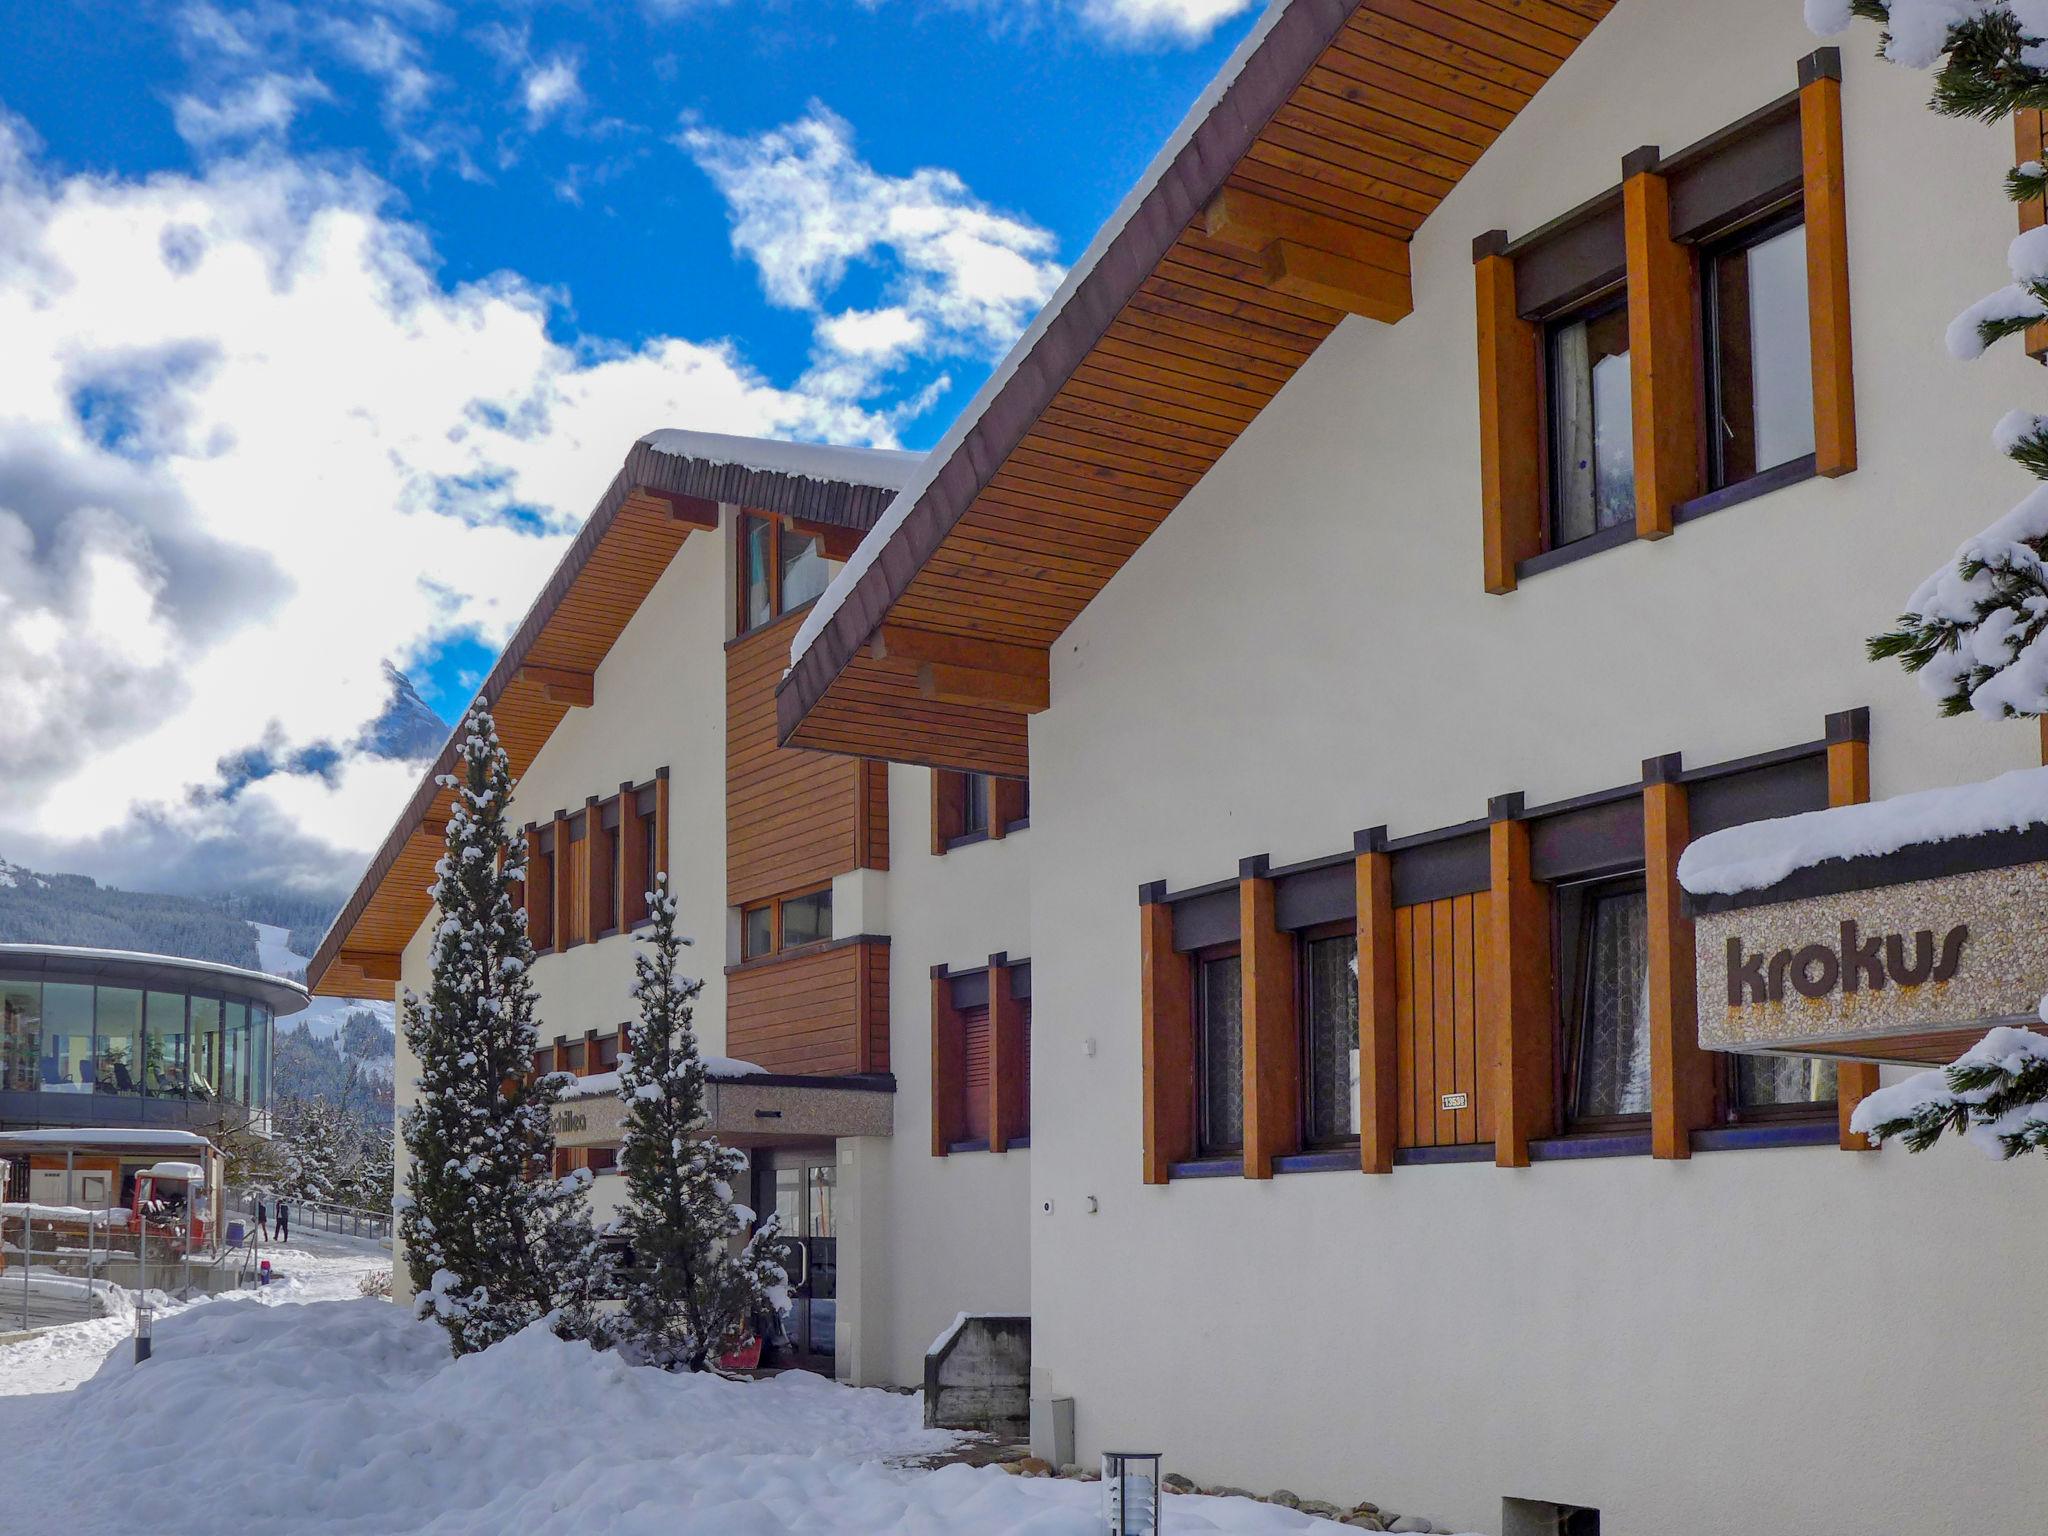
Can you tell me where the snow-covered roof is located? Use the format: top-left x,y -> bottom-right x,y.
0,1128 -> 216,1151
785,0 -> 1291,672
0,942 -> 310,1015
146,1161 -> 207,1183
1677,764 -> 2048,898
639,430 -> 922,492
558,1057 -> 767,1100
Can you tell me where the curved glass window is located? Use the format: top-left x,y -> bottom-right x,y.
2,980 -> 38,1092
226,1000 -> 248,1111
191,995 -> 223,1101
40,983 -> 93,1092
145,990 -> 187,1097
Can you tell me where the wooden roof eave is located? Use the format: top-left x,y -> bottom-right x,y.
307,439 -> 907,998
776,0 -> 1612,775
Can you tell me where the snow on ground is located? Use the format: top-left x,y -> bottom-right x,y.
0,1230 -> 388,1397
0,1253 -> 1394,1535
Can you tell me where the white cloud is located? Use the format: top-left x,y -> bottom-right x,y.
171,70 -> 329,148
0,109 -> 904,894
1078,0 -> 1262,44
520,55 -> 585,128
682,104 -> 1064,393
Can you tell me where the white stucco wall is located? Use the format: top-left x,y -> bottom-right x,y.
851,762 -> 1035,1386
1023,6 -> 2048,1532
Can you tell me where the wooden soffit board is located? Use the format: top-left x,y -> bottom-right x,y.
309,439 -> 903,998
777,0 -> 1613,774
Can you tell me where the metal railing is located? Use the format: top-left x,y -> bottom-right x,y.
227,1192 -> 392,1247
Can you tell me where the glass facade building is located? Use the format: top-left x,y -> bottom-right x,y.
0,946 -> 304,1135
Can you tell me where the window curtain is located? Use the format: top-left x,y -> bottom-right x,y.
1576,890 -> 1652,1119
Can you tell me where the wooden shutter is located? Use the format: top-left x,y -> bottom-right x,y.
1394,891 -> 1494,1151
961,1006 -> 991,1142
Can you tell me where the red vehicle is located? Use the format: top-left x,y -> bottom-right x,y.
132,1162 -> 208,1253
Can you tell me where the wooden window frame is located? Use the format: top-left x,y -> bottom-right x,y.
1296,919 -> 1361,1153
525,824 -> 556,953
1191,941 -> 1245,1161
739,883 -> 836,962
931,769 -> 1030,854
1699,201 -> 1812,495
1474,48 -> 1853,592
736,509 -> 858,637
1553,871 -> 1654,1137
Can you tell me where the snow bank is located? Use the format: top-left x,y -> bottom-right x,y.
0,1298 -> 1384,1534
1676,765 -> 2048,897
638,429 -> 923,490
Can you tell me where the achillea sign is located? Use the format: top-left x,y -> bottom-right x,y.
1693,861 -> 2048,1064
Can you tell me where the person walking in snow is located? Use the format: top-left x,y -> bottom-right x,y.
275,1199 -> 290,1243
254,1194 -> 270,1241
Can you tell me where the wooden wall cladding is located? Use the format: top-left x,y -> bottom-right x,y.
1393,891 -> 1493,1150
728,610 -> 872,906
726,938 -> 890,1076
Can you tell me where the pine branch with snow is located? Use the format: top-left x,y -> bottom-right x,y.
397,703 -> 601,1355
612,876 -> 788,1372
1852,1025 -> 2048,1154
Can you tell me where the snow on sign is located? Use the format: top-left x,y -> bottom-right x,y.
1682,818 -> 2048,1065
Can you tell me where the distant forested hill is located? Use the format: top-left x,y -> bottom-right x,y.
0,859 -> 340,969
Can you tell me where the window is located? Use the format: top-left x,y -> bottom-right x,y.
586,1147 -> 618,1175
96,987 -> 142,1096
1195,949 -> 1244,1157
738,511 -> 828,632
741,887 -> 834,959
1559,878 -> 1652,1128
1300,929 -> 1359,1147
742,902 -> 776,960
531,1047 -> 550,1080
1,980 -> 37,1092
781,888 -> 833,947
1704,209 -> 1815,488
189,994 -> 222,1100
594,1030 -> 621,1072
1546,290 -> 1634,548
961,774 -> 989,837
1733,1054 -> 1837,1117
932,770 -> 1028,852
145,990 -> 186,1097
527,829 -> 555,951
565,1039 -> 586,1074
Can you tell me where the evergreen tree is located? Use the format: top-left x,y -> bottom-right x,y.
397,704 -> 598,1351
1818,1 -> 2048,1152
614,875 -> 788,1370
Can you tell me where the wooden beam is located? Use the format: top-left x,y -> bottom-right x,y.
791,517 -> 865,561
516,665 -> 594,708
1487,800 -> 1553,1167
1355,830 -> 1399,1175
988,955 -> 1028,1154
1827,708 -> 1880,1150
1140,889 -> 1194,1184
1239,861 -> 1298,1180
524,825 -> 553,950
553,810 -> 576,949
917,662 -> 1050,714
2016,109 -> 2048,361
931,968 -> 964,1156
619,780 -> 649,927
633,486 -> 720,530
1623,149 -> 1701,540
1260,239 -> 1412,323
583,794 -> 613,938
1474,232 -> 1543,594
1801,51 -> 1858,476
337,951 -> 402,982
872,624 -> 1047,679
1204,184 -> 1410,276
1644,756 -> 1715,1160
654,767 -> 671,887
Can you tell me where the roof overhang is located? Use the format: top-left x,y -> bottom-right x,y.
308,435 -> 912,999
776,0 -> 1612,773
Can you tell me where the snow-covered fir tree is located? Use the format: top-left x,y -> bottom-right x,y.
397,704 -> 603,1351
613,875 -> 788,1370
1814,0 -> 2048,1153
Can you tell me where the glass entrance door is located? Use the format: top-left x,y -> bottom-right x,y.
763,1153 -> 837,1373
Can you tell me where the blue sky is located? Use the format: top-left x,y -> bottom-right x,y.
0,0 -> 1263,896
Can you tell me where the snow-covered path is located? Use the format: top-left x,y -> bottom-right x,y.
0,1258 -> 1379,1536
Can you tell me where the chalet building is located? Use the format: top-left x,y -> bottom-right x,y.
310,430 -> 1034,1385
315,0 -> 2048,1529
765,0 -> 2048,1531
